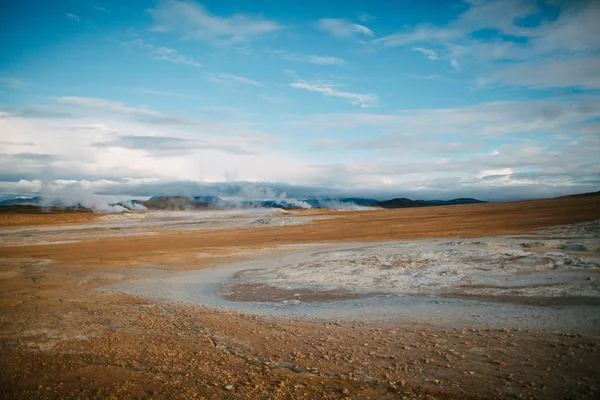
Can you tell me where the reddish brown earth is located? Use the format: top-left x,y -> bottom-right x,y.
0,211 -> 97,227
1,193 -> 599,399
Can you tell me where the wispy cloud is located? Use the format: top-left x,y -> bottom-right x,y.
92,5 -> 107,12
65,13 -> 82,22
491,55 -> 600,89
133,88 -> 204,100
149,46 -> 203,67
296,96 -> 600,138
0,97 -> 285,182
289,80 -> 378,108
0,77 -> 31,91
205,73 -> 261,87
148,0 -> 283,44
272,50 -> 346,66
374,0 -> 600,87
316,18 -> 373,39
51,96 -> 269,137
259,94 -> 286,104
412,47 -> 438,60
357,12 -> 376,23
125,39 -> 202,67
94,135 -> 254,155
375,25 -> 456,47
307,56 -> 345,65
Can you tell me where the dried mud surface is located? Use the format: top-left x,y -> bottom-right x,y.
1,194 -> 600,399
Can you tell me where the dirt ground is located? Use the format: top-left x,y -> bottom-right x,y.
1,194 -> 600,399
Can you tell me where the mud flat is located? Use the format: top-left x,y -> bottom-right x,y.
112,220 -> 600,332
0,208 -> 312,247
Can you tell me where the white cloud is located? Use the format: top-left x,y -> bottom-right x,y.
289,80 -> 378,108
49,97 -> 270,137
0,98 -> 305,184
133,88 -> 204,100
295,96 -> 600,138
125,39 -> 202,67
316,18 -> 373,38
274,50 -> 346,66
94,135 -> 255,155
66,13 -> 82,22
205,73 -> 261,87
477,168 -> 513,179
148,0 -> 283,44
1,95 -> 598,200
375,25 -> 457,47
149,46 -> 203,67
0,77 -> 30,91
492,55 -> 600,89
374,0 -> 600,88
306,55 -> 346,65
357,12 -> 376,23
412,47 -> 438,60
259,94 -> 285,104
450,59 -> 461,71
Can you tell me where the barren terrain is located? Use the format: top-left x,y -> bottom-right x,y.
1,193 -> 600,399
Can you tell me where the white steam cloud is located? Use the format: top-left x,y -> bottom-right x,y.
40,182 -> 129,213
118,200 -> 148,211
276,193 -> 312,209
314,199 -> 373,210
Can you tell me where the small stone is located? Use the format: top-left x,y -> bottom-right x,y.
342,387 -> 350,394
225,385 -> 234,391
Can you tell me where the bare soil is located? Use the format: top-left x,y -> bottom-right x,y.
1,193 -> 600,399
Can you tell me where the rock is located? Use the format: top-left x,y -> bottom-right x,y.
561,243 -> 588,252
224,385 -> 234,391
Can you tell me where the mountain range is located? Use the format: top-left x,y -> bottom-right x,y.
0,195 -> 486,211
372,197 -> 485,208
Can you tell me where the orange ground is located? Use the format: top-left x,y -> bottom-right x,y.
2,193 -> 599,266
1,193 -> 599,399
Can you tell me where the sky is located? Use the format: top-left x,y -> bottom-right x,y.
0,0 -> 599,201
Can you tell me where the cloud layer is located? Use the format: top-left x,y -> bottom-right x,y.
148,0 -> 282,44
1,0 -> 599,202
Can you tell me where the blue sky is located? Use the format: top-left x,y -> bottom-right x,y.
0,0 -> 599,201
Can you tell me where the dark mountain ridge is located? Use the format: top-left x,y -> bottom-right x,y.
373,197 -> 486,209
0,194 -> 487,210
140,196 -> 212,210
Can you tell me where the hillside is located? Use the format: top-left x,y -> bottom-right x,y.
374,197 -> 485,209
140,196 -> 212,210
373,198 -> 430,208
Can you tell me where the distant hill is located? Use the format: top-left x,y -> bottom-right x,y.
373,198 -> 430,208
0,195 -> 486,210
140,196 -> 212,210
373,197 -> 485,209
0,197 -> 42,206
425,198 -> 487,206
557,191 -> 600,199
